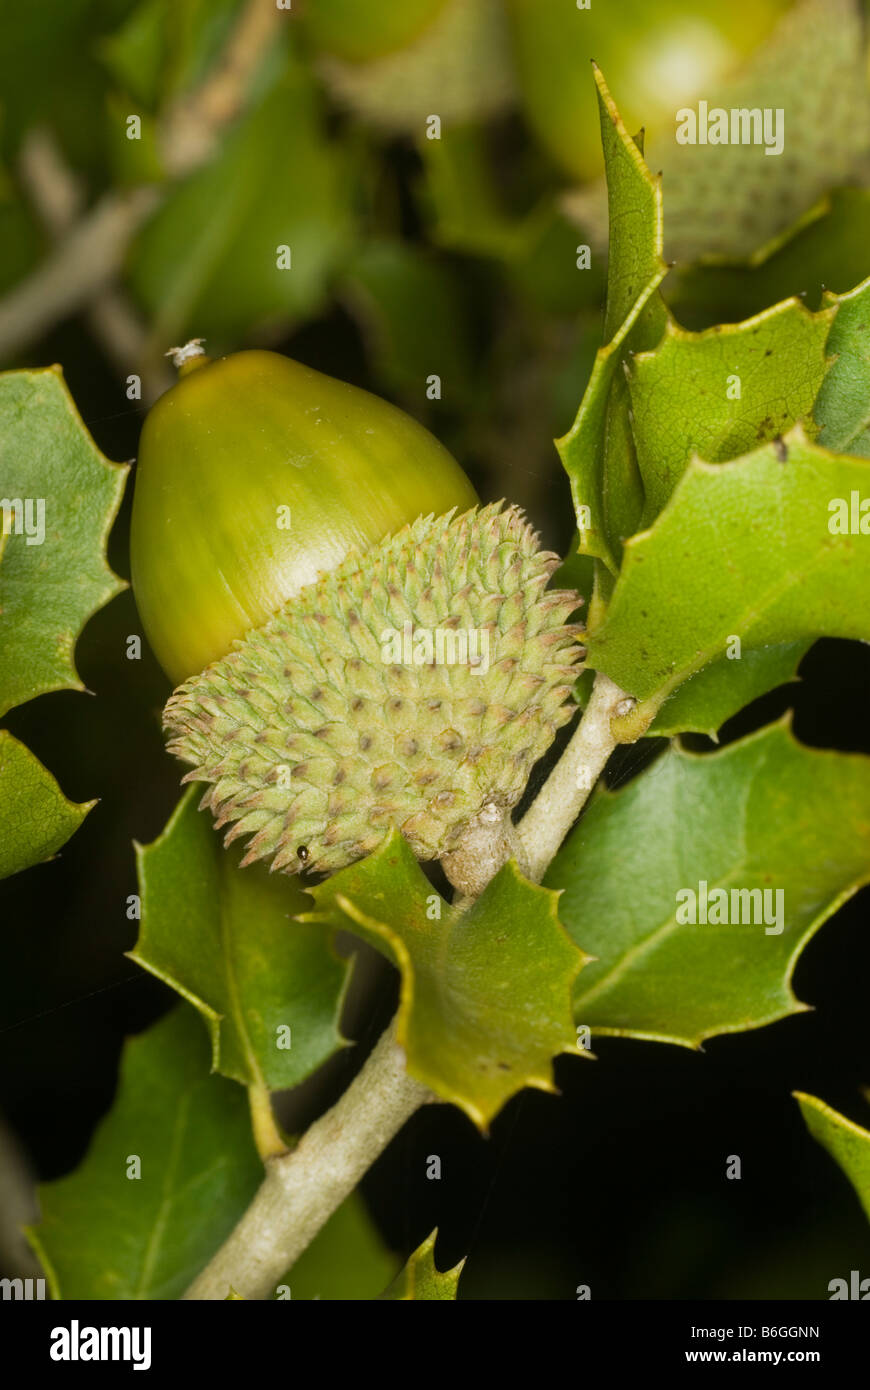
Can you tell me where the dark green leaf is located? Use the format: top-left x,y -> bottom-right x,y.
645,641 -> 811,739
548,721 -> 870,1046
128,61 -> 355,346
627,299 -> 833,524
28,1006 -> 263,1299
557,68 -> 670,569
0,730 -> 94,879
0,368 -> 127,716
133,788 -> 350,1091
342,241 -> 475,404
584,434 -> 870,716
300,831 -> 587,1131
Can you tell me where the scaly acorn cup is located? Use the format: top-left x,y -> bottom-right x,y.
133,345 -> 584,888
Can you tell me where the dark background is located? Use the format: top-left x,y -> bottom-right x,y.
2,306 -> 870,1301
2,0 -> 870,1300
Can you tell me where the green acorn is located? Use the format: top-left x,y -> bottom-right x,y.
131,343 -> 477,685
132,345 -> 583,882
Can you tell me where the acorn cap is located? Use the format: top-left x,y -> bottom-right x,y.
163,503 -> 583,876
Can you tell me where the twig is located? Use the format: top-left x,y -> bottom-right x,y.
0,0 -> 284,362
446,671 -> 642,897
441,799 -> 528,898
18,128 -> 173,401
516,671 -> 639,882
160,0 -> 285,178
185,669 -> 648,1299
184,1022 -> 432,1300
0,188 -> 159,360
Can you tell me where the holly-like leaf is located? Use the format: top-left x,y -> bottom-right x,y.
28,1006 -> 263,1299
0,730 -> 94,879
557,268 -> 664,573
132,788 -> 350,1092
592,67 -> 667,349
627,298 -> 834,525
299,831 -> 587,1131
0,368 -> 128,716
795,1092 -> 870,1223
645,641 -> 811,740
584,433 -> 870,720
547,720 -> 870,1047
557,68 -> 669,570
380,1230 -> 464,1300
815,276 -> 870,458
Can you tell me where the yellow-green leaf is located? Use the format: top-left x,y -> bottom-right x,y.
380,1230 -> 464,1300
585,433 -> 870,718
795,1092 -> 870,1224
300,831 -> 588,1131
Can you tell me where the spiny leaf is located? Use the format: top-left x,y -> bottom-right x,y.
132,788 -> 350,1091
815,276 -> 870,458
28,1006 -> 263,1300
584,432 -> 870,718
795,1092 -> 870,1224
593,65 -> 668,349
547,720 -> 870,1048
557,269 -> 664,572
627,298 -> 834,525
380,1230 -> 464,1300
0,368 -> 127,716
299,830 -> 588,1131
645,640 -> 811,740
0,730 -> 94,879
557,67 -> 670,570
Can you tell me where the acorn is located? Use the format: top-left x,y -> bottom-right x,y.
506,0 -> 789,180
305,0 -> 450,64
132,343 -> 583,881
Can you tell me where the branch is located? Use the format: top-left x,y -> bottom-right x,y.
184,672 -> 647,1298
18,128 -> 173,401
516,670 -> 639,882
0,0 -> 284,362
184,1023 -> 433,1300
160,0 -> 285,178
0,188 -> 159,360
